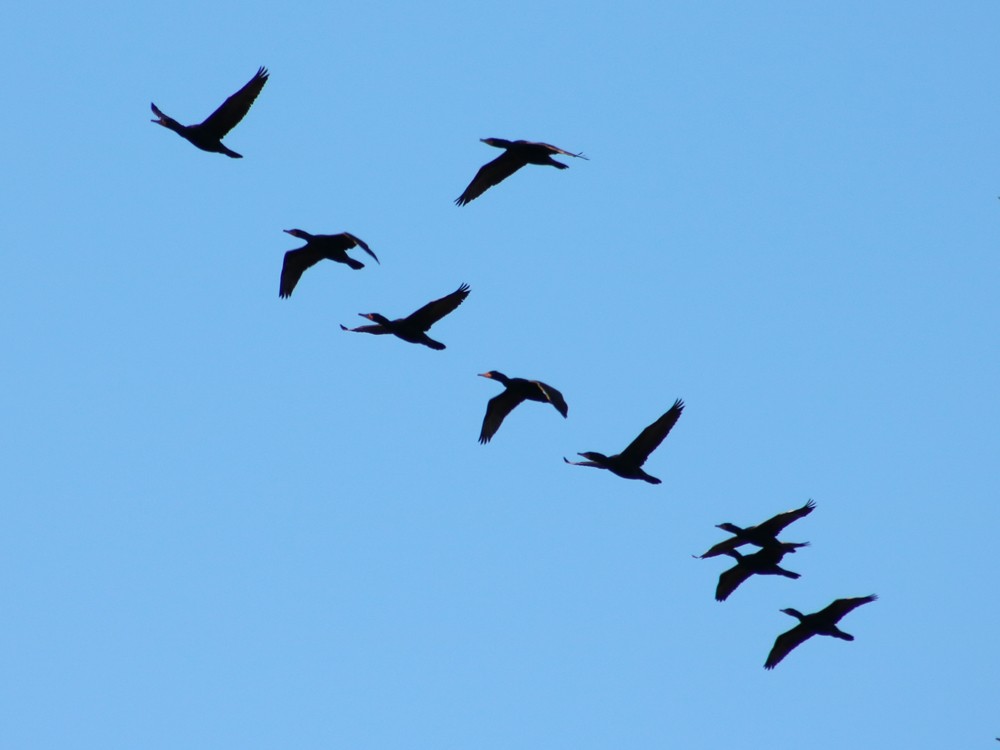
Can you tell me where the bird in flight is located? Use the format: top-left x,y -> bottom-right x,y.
764,595 -> 877,669
151,67 -> 268,158
279,229 -> 378,298
340,283 -> 470,350
714,546 -> 802,602
477,371 -> 568,444
455,138 -> 587,206
697,499 -> 816,558
563,399 -> 684,484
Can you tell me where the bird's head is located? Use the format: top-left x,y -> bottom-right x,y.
578,451 -> 608,462
480,137 -> 512,149
779,608 -> 805,620
478,371 -> 508,383
283,229 -> 311,240
716,523 -> 742,534
361,312 -> 390,326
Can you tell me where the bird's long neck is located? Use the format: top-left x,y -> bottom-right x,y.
782,608 -> 806,621
717,523 -> 745,535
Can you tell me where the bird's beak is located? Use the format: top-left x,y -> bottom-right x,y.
477,372 -> 492,378
282,229 -> 294,235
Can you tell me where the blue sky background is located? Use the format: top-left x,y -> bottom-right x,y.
2,2 -> 999,748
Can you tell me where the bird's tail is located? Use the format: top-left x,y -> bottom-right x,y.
345,257 -> 365,270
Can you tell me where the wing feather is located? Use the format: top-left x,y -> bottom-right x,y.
344,233 -> 379,264
479,391 -> 525,444
764,624 -> 813,669
404,284 -> 471,331
533,381 -> 568,417
279,248 -> 322,298
198,67 -> 269,139
455,152 -> 525,206
715,563 -> 753,602
756,499 -> 817,537
620,399 -> 684,465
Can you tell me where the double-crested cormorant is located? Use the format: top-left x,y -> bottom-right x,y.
764,595 -> 877,669
150,67 -> 268,158
715,546 -> 801,602
478,372 -> 568,444
563,399 -> 684,484
340,283 -> 470,350
698,500 -> 816,558
455,138 -> 588,206
279,229 -> 379,298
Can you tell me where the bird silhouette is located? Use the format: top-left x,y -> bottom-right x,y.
340,284 -> 470,350
764,595 -> 877,669
279,229 -> 378,298
151,67 -> 268,158
477,371 -> 568,444
563,399 -> 683,483
455,138 -> 587,206
698,500 -> 816,558
715,546 -> 801,602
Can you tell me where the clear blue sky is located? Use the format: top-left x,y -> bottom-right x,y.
2,2 -> 999,748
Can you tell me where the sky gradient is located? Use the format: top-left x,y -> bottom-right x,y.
2,2 -> 999,748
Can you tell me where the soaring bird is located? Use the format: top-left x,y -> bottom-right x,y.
477,371 -> 568,444
454,138 -> 587,206
764,595 -> 877,669
150,67 -> 268,158
340,283 -> 470,350
563,399 -> 683,484
279,229 -> 378,298
715,546 -> 801,602
698,500 -> 816,558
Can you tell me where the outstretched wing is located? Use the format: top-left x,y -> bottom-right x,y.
620,399 -> 685,466
404,283 -> 471,331
455,152 -> 525,206
340,323 -> 390,335
699,537 -> 745,559
715,562 -> 753,602
198,66 -> 269,139
764,624 -> 812,669
816,595 -> 878,623
279,248 -> 321,298
479,390 -> 526,444
533,141 -> 589,160
533,381 -> 569,417
344,233 -> 379,264
756,499 -> 817,537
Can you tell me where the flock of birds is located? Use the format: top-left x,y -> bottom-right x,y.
150,66 -> 876,671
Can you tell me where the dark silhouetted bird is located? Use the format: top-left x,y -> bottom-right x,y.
279,229 -> 378,298
477,372 -> 568,444
150,67 -> 268,158
340,284 -> 470,350
764,595 -> 877,669
698,500 -> 816,558
455,138 -> 587,206
563,399 -> 683,484
715,546 -> 801,602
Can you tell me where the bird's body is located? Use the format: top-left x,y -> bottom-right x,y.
699,500 -> 816,558
279,229 -> 378,298
478,371 -> 568,444
563,399 -> 684,484
151,67 -> 268,158
764,595 -> 877,669
455,138 -> 587,206
340,283 -> 470,350
715,546 -> 801,602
